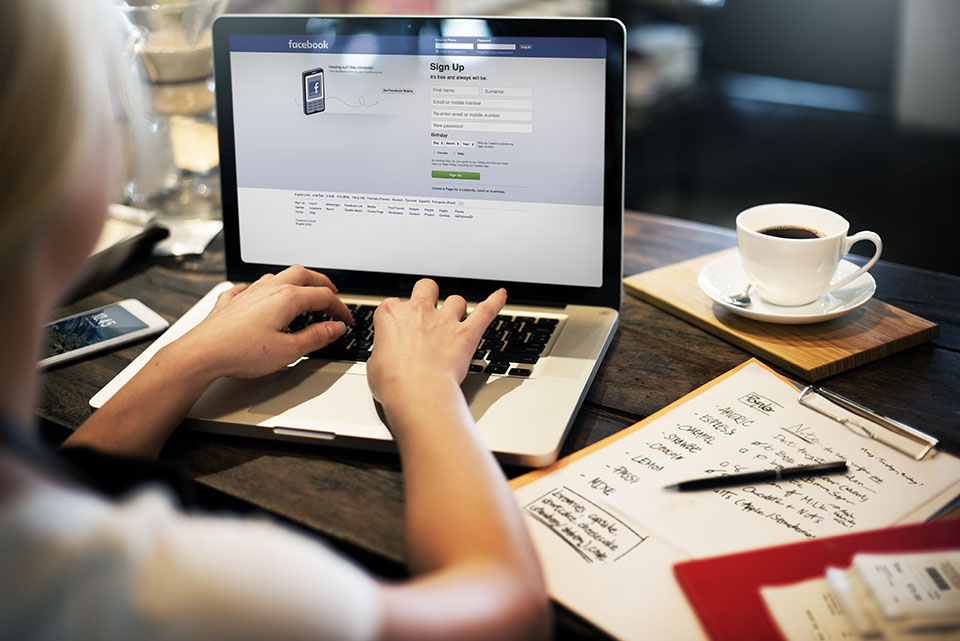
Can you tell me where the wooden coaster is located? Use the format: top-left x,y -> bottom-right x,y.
623,249 -> 939,381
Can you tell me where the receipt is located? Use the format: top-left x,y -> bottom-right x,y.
853,551 -> 960,625
761,577 -> 860,641
762,551 -> 960,641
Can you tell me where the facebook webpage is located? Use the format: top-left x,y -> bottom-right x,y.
229,34 -> 607,286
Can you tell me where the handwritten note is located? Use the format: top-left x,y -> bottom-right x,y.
522,486 -> 648,564
512,360 -> 960,641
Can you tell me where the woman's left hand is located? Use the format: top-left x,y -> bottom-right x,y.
173,265 -> 354,380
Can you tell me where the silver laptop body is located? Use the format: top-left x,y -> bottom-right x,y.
92,15 -> 626,467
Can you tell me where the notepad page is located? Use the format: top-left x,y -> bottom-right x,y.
511,360 -> 960,641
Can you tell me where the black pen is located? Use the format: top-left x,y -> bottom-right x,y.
664,461 -> 848,491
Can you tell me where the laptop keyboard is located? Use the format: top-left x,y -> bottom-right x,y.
286,303 -> 560,376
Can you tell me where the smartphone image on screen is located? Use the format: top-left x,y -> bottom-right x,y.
302,67 -> 325,114
38,299 -> 169,368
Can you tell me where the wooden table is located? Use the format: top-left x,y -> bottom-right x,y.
37,212 -> 960,640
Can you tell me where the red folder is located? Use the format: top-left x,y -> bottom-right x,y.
674,519 -> 960,641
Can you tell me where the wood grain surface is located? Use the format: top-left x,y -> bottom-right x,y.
623,248 -> 939,380
34,211 -> 960,641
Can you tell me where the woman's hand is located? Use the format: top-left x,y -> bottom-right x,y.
364,281 -> 550,641
173,265 -> 354,380
366,279 -> 506,408
64,266 -> 352,458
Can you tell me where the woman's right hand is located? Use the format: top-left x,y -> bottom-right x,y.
365,280 -> 551,641
366,279 -> 506,409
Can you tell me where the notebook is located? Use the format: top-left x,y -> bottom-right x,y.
91,15 -> 626,467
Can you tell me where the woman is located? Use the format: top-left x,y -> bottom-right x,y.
0,1 -> 549,639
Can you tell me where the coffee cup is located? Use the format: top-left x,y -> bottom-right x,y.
736,204 -> 882,307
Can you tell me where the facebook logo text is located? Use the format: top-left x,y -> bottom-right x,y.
288,39 -> 330,50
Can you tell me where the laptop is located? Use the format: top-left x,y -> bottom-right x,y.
91,14 -> 625,467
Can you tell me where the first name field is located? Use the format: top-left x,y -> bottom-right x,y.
431,86 -> 532,97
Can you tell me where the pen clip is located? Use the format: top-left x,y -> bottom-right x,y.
797,386 -> 938,461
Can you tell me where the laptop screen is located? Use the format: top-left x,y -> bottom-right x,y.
215,17 -> 624,307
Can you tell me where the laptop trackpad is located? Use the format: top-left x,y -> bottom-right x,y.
246,361 -> 391,438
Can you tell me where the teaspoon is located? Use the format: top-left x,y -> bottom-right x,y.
723,283 -> 752,308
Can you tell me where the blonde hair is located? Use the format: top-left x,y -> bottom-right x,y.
0,0 -> 113,264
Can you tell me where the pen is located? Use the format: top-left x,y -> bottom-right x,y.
664,460 -> 848,491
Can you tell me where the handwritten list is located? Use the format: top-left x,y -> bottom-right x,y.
511,360 -> 960,641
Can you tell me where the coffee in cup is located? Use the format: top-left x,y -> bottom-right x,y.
736,204 -> 882,307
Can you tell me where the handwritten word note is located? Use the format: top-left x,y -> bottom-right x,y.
512,360 -> 960,641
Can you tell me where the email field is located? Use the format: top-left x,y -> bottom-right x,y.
431,98 -> 533,109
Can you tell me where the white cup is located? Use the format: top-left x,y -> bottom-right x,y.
736,204 -> 882,307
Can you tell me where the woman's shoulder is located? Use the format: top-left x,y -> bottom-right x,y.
0,462 -> 384,641
0,462 -> 170,548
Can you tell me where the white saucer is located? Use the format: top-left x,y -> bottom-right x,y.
697,252 -> 876,324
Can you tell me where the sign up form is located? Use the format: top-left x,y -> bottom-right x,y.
229,34 -> 607,286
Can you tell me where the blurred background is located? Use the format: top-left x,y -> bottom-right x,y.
147,0 -> 960,275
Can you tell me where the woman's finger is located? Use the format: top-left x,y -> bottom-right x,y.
284,286 -> 354,325
272,265 -> 339,292
409,278 -> 440,306
440,294 -> 467,320
463,289 -> 507,340
289,320 -> 347,355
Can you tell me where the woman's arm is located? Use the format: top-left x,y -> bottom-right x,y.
64,268 -> 550,639
367,280 -> 550,641
62,266 -> 353,457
